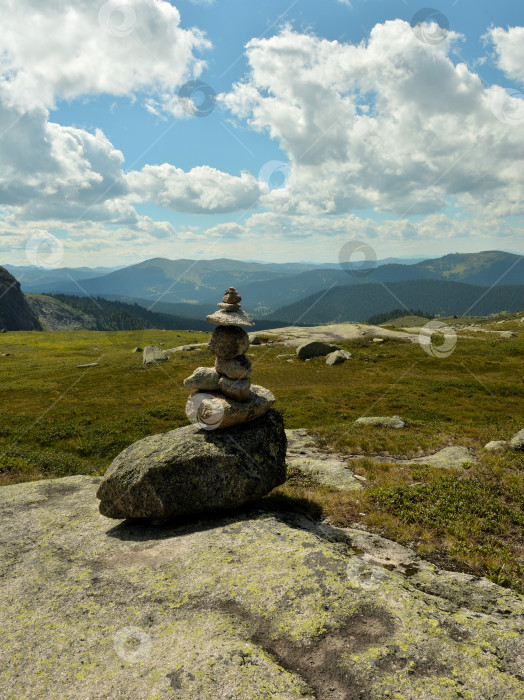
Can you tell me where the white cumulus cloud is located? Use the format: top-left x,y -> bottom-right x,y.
0,0 -> 210,112
0,89 -> 127,218
222,21 -> 524,219
128,164 -> 264,214
487,25 -> 524,85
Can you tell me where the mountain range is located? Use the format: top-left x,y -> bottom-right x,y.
5,251 -> 523,314
1,251 -> 523,330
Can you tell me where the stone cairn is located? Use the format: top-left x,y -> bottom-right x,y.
96,285 -> 285,520
184,287 -> 275,429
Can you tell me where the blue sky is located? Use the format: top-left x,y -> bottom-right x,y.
1,0 -> 523,267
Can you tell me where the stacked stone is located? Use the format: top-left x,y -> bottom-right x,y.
183,287 -> 275,428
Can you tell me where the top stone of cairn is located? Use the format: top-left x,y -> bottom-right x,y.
206,287 -> 255,327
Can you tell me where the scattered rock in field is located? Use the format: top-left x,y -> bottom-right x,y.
277,354 -> 295,359
165,343 -> 208,354
76,362 -> 98,369
484,440 -> 508,452
183,367 -> 221,391
1,352 -> 12,356
500,331 -> 516,339
0,328 -> 6,333
510,429 -> 524,451
250,335 -> 261,345
373,338 -> 384,344
355,416 -> 406,429
142,345 -> 168,365
132,347 -> 143,353
296,340 -> 340,360
405,446 -> 475,469
325,349 -> 352,365
97,409 -> 286,519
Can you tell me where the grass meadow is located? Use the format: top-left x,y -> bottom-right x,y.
1,319 -> 523,592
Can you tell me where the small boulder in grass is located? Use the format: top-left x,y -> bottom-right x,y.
509,429 -> 524,451
143,345 -> 168,365
325,350 -> 353,365
132,347 -> 143,353
484,440 -> 507,452
355,416 -> 406,429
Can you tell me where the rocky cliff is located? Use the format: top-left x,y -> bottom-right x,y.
25,293 -> 96,331
0,266 -> 42,331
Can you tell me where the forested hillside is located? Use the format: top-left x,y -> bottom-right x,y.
268,280 -> 524,324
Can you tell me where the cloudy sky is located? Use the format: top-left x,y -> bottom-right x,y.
1,0 -> 523,267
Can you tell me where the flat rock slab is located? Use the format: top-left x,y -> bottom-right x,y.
404,446 -> 476,469
1,477 -> 523,699
97,409 -> 286,519
355,416 -> 406,429
286,428 -> 364,491
249,323 -> 420,347
165,343 -> 208,354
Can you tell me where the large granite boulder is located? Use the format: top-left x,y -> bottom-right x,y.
1,476 -> 523,699
296,341 -> 340,360
96,409 -> 286,519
